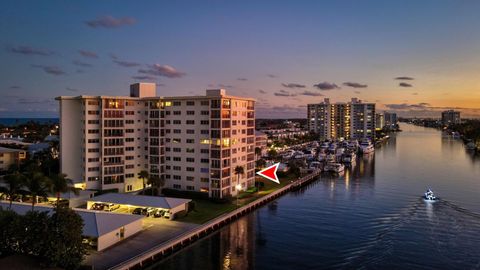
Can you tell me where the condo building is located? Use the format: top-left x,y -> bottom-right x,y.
57,83 -> 256,198
384,112 -> 398,129
441,110 -> 461,125
307,98 -> 376,140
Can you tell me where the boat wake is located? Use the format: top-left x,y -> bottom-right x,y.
341,198 -> 480,269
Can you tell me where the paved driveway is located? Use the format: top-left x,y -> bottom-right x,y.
84,219 -> 198,270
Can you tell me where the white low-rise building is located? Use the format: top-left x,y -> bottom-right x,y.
0,201 -> 144,251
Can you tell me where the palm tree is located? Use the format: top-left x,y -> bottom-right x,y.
23,172 -> 50,211
0,172 -> 26,209
234,166 -> 245,184
148,175 -> 165,196
50,173 -> 78,209
138,170 -> 149,192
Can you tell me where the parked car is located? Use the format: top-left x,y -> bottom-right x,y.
132,207 -> 146,215
146,207 -> 156,217
90,203 -> 105,211
104,203 -> 120,212
163,211 -> 171,219
153,209 -> 165,218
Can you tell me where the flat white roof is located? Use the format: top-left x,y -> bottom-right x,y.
89,193 -> 191,210
0,201 -> 143,238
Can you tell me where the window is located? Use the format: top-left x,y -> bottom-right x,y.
173,101 -> 181,106
186,158 -> 195,162
88,129 -> 99,134
186,148 -> 195,153
173,175 -> 181,180
173,111 -> 181,115
200,149 -> 209,154
201,130 -> 209,135
200,168 -> 209,173
187,186 -> 195,191
186,167 -> 194,172
201,100 -> 209,106
173,166 -> 181,171
186,129 -> 195,134
173,147 -> 181,152
186,139 -> 195,143
173,120 -> 181,124
200,120 -> 209,125
186,176 -> 194,181
186,120 -> 195,124
173,184 -> 181,189
186,111 -> 195,115
173,157 -> 181,161
200,177 -> 209,182
186,101 -> 195,106
173,129 -> 181,133
201,110 -> 209,115
201,158 -> 209,163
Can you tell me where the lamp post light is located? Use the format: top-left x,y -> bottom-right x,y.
235,184 -> 242,207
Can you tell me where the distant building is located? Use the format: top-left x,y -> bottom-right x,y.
260,128 -> 308,140
308,98 -> 376,140
384,112 -> 398,129
375,113 -> 385,130
441,110 -> 461,125
0,147 -> 26,174
57,83 -> 256,199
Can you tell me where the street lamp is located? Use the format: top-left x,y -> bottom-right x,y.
235,184 -> 242,207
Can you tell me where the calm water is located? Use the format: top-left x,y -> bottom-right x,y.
154,124 -> 480,270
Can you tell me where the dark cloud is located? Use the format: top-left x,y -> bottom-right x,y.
138,64 -> 186,78
110,54 -> 141,67
258,89 -> 267,94
384,103 -> 430,110
299,91 -> 323,97
399,82 -> 412,87
343,82 -> 367,88
395,76 -> 414,80
9,86 -> 21,89
313,82 -> 340,90
17,98 -> 54,105
412,92 -> 418,95
274,90 -> 296,97
237,78 -> 248,81
217,84 -> 234,89
267,74 -> 277,78
281,83 -> 306,88
78,50 -> 98,59
85,15 -> 136,28
72,60 -> 93,67
132,75 -> 157,81
31,65 -> 66,76
7,45 -> 53,56
66,87 -> 79,92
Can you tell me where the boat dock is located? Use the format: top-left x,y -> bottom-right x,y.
108,169 -> 322,270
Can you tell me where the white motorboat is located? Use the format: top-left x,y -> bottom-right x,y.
359,139 -> 374,154
324,163 -> 345,173
424,189 -> 437,202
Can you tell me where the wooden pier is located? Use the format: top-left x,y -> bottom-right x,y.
108,169 -> 322,270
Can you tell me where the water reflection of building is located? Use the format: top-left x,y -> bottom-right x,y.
219,215 -> 256,270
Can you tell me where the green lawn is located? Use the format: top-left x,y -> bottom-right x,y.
176,173 -> 298,224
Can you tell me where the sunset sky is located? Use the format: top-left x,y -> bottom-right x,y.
1,0 -> 480,118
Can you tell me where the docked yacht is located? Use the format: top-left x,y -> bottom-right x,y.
324,163 -> 345,173
342,150 -> 356,163
359,139 -> 374,154
347,140 -> 359,151
424,189 -> 437,202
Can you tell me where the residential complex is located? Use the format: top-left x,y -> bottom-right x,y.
255,131 -> 268,157
57,83 -> 256,198
384,112 -> 398,129
375,113 -> 385,130
0,147 -> 26,175
307,98 -> 376,140
441,110 -> 461,125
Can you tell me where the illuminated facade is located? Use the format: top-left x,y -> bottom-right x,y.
57,83 -> 256,198
308,98 -> 376,140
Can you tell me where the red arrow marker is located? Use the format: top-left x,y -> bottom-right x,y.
256,163 -> 280,184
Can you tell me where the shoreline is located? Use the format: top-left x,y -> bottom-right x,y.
91,169 -> 321,270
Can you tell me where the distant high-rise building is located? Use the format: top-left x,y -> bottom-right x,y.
56,83 -> 256,199
375,113 -> 385,130
441,110 -> 461,125
384,112 -> 398,129
307,98 -> 376,140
